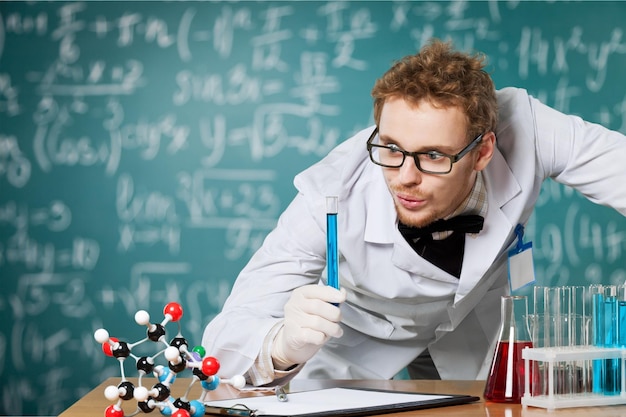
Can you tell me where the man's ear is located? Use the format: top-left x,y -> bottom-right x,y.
474,131 -> 496,171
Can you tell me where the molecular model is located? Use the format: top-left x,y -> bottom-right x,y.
93,302 -> 246,417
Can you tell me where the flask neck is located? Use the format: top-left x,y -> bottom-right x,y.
499,295 -> 532,343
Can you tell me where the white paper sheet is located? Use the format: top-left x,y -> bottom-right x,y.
204,387 -> 456,416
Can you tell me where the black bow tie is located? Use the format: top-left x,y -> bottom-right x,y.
398,215 -> 485,240
398,215 -> 484,278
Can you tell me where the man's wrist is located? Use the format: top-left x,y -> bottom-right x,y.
272,355 -> 298,371
271,328 -> 298,370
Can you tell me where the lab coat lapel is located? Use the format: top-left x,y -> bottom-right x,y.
363,166 -> 396,245
450,147 -> 522,326
432,148 -> 524,377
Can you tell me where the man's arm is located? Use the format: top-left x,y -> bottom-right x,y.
530,91 -> 626,214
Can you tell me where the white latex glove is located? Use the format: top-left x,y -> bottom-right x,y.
272,284 -> 346,370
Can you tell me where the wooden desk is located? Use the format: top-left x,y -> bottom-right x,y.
59,378 -> 626,417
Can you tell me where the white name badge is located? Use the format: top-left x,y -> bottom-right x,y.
507,224 -> 536,292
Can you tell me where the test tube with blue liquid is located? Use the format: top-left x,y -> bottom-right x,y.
326,196 -> 339,291
591,284 -> 621,395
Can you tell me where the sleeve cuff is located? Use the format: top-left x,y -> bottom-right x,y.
245,321 -> 303,386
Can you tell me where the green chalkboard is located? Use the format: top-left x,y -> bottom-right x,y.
1,1 -> 625,415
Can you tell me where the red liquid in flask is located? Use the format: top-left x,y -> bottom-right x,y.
483,341 -> 534,403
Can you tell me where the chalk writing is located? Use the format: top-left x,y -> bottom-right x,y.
0,134 -> 31,187
0,73 -> 21,116
1,2 -> 625,415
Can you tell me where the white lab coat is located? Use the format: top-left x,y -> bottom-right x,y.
202,87 -> 626,382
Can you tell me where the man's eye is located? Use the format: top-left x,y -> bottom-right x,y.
387,144 -> 402,153
425,151 -> 446,161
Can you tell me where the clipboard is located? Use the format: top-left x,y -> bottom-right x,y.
204,387 -> 480,417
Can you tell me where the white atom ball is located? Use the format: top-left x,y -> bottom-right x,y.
134,310 -> 150,325
104,385 -> 120,401
94,328 -> 109,343
164,346 -> 180,361
134,386 -> 149,402
230,375 -> 246,389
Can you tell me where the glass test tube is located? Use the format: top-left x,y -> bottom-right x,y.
532,285 -> 592,396
590,284 -> 605,394
619,284 -> 626,348
603,285 -> 620,395
571,286 -> 592,395
326,196 -> 339,290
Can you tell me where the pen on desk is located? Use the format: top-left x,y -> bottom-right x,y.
276,386 -> 288,402
204,404 -> 256,417
326,196 -> 339,291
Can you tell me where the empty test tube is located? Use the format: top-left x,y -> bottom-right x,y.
603,285 -> 620,395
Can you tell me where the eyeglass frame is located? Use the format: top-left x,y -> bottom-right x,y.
366,127 -> 485,174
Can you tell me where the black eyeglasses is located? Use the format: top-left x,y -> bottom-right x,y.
366,127 -> 484,174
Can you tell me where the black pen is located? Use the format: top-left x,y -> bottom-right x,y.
204,404 -> 256,417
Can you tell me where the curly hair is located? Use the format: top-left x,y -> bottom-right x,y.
371,39 -> 497,141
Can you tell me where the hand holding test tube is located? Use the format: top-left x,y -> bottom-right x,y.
270,197 -> 344,369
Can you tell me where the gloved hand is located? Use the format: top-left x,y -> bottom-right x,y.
271,284 -> 346,370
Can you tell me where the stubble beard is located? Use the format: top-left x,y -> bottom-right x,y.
393,197 -> 442,228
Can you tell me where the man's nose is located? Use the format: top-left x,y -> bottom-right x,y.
397,158 -> 423,185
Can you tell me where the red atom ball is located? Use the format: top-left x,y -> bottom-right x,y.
201,356 -> 220,376
164,302 -> 183,322
172,409 -> 190,417
102,337 -> 119,357
105,404 -> 125,417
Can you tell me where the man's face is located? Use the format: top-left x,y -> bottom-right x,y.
378,96 -> 485,228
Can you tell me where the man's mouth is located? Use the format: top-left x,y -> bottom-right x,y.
395,192 -> 426,210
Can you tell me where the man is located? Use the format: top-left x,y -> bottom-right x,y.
202,39 -> 626,385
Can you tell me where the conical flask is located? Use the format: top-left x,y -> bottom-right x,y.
483,295 -> 533,403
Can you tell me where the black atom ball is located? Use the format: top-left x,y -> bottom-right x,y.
173,398 -> 190,411
138,400 -> 155,413
152,383 -> 170,401
136,356 -> 155,374
147,323 -> 166,341
112,341 -> 131,358
193,367 -> 208,380
169,337 -> 188,349
169,358 -> 187,373
117,381 -> 135,400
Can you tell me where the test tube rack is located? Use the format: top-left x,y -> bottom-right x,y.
522,346 -> 626,410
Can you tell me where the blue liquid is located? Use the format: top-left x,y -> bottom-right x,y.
619,301 -> 626,347
326,213 -> 339,289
